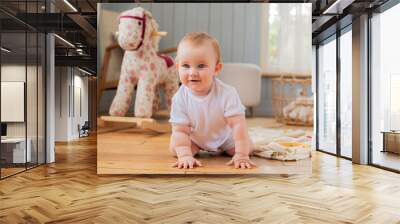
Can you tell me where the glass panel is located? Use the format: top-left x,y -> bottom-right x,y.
1,30 -> 27,177
371,4 -> 400,171
317,37 -> 337,154
0,1 -> 28,178
340,29 -> 352,158
27,31 -> 38,169
38,32 -> 45,165
0,1 -> 46,178
26,0 -> 38,169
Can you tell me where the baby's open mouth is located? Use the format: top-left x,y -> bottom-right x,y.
189,80 -> 201,82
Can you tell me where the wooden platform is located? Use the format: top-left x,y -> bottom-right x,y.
97,118 -> 312,175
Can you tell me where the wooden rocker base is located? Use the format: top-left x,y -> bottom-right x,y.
100,115 -> 171,133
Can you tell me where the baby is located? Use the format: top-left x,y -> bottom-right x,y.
169,32 -> 256,169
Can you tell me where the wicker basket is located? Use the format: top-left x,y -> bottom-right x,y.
271,76 -> 313,126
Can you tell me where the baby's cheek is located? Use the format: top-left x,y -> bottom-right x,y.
178,74 -> 187,84
180,80 -> 188,87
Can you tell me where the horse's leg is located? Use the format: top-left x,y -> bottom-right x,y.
152,84 -> 160,113
134,71 -> 156,118
109,60 -> 138,116
163,68 -> 179,112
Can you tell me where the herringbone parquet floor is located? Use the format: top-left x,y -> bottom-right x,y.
1,135 -> 400,223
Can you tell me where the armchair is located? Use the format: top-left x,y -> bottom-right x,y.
218,63 -> 262,116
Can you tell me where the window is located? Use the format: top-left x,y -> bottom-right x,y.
371,2 -> 400,171
261,3 -> 311,75
317,36 -> 337,154
340,28 -> 352,158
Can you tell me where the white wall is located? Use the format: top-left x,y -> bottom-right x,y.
1,65 -> 40,137
1,64 -> 46,163
71,74 -> 89,138
75,74 -> 89,122
55,67 -> 69,141
99,3 -> 261,77
55,67 -> 89,141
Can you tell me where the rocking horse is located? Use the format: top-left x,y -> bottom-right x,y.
100,7 -> 179,132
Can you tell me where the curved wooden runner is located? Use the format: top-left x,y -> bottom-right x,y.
100,115 -> 171,133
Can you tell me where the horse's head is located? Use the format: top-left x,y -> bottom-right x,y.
117,7 -> 162,51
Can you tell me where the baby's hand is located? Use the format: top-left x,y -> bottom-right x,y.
173,155 -> 202,169
226,153 -> 256,169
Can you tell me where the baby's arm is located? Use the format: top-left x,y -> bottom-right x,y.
170,125 -> 202,169
225,115 -> 256,169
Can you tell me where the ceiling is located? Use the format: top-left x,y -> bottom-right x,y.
0,0 -> 98,73
0,0 -> 392,75
310,0 -> 390,44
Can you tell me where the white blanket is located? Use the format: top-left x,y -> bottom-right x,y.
248,127 -> 313,161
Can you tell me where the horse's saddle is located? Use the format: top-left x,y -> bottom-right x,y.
157,53 -> 174,68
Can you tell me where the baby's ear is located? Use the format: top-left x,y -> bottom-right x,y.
215,63 -> 223,75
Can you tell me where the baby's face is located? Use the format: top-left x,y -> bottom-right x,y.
176,41 -> 222,96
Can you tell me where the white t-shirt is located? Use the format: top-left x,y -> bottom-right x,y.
169,78 -> 246,151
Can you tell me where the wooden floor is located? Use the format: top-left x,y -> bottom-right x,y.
1,163 -> 44,178
1,126 -> 400,222
97,118 -> 312,174
372,151 -> 400,171
1,167 -> 25,178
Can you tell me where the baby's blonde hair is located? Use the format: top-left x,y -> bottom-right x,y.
177,32 -> 222,63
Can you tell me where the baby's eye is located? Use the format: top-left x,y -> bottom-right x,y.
197,64 -> 207,69
182,64 -> 190,69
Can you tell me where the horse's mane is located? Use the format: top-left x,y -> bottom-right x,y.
143,10 -> 160,52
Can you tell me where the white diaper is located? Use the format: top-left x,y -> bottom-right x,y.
218,135 -> 236,151
192,134 -> 235,153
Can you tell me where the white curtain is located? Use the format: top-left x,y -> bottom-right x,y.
260,3 -> 312,75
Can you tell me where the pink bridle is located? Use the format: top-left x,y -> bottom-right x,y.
119,13 -> 147,50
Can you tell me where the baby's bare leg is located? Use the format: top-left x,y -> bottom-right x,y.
224,139 -> 255,156
190,142 -> 200,157
224,147 -> 235,156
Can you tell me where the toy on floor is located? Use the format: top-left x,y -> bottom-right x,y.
248,127 -> 313,161
109,7 -> 179,118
